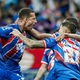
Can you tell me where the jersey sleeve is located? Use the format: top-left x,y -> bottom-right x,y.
0,24 -> 20,39
43,37 -> 57,48
0,26 -> 13,39
8,24 -> 20,30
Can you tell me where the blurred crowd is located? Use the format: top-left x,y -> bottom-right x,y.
0,0 -> 80,33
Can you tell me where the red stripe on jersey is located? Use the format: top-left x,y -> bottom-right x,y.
72,46 -> 78,50
58,42 -> 64,48
48,63 -> 52,71
64,38 -> 75,45
18,39 -> 23,43
3,46 -> 17,60
47,51 -> 51,57
54,50 -> 63,61
1,35 -> 15,47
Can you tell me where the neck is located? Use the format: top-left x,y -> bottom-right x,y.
19,24 -> 24,32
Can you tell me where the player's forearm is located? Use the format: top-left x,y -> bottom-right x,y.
34,65 -> 47,80
18,33 -> 32,48
65,33 -> 80,40
18,33 -> 45,48
28,29 -> 52,40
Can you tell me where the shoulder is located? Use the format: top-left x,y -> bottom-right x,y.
0,25 -> 13,30
8,24 -> 20,30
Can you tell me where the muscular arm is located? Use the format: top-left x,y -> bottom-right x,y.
34,64 -> 47,80
11,29 -> 45,48
27,28 -> 53,40
19,33 -> 45,48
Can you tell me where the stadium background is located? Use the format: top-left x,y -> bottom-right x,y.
0,0 -> 80,80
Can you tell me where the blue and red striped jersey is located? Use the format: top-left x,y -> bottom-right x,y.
41,49 -> 55,71
0,24 -> 26,74
43,33 -> 80,79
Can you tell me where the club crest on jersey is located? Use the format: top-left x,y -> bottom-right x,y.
16,43 -> 25,53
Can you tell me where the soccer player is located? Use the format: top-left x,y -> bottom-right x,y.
11,21 -> 80,80
0,8 -> 37,80
34,19 -> 80,80
31,17 -> 80,80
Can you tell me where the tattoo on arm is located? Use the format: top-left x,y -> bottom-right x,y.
19,34 -> 45,48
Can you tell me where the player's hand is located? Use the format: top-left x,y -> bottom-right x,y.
10,29 -> 21,38
56,33 -> 65,42
56,33 -> 69,42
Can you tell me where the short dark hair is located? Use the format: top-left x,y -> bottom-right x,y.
61,21 -> 77,33
18,8 -> 34,19
65,17 -> 78,29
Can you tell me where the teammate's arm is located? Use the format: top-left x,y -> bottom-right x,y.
34,64 -> 47,80
65,33 -> 80,40
56,33 -> 80,41
27,28 -> 53,40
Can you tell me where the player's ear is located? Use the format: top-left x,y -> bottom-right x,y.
20,18 -> 26,27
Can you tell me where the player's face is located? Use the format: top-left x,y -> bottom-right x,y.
25,13 -> 37,31
59,25 -> 71,33
29,13 -> 37,26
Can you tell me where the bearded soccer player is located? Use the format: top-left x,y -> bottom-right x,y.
0,8 -> 37,80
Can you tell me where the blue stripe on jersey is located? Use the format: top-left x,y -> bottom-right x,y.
54,44 -> 64,58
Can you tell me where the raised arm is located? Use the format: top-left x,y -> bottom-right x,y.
27,28 -> 53,40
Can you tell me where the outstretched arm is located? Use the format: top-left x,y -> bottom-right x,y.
27,28 -> 53,40
34,64 -> 47,80
15,18 -> 53,40
65,33 -> 80,40
10,29 -> 45,48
